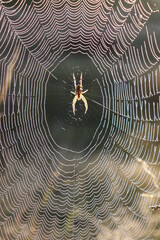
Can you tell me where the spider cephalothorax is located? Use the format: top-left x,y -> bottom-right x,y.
71,73 -> 88,115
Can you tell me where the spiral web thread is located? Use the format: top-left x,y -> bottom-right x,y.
0,0 -> 160,239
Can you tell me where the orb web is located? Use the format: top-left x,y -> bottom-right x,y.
0,0 -> 160,240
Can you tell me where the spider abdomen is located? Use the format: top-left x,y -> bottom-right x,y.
76,85 -> 81,99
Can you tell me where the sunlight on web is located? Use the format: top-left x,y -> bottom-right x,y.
0,0 -> 160,239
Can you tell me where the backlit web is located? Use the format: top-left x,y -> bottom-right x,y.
0,0 -> 160,239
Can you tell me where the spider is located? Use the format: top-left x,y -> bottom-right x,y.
71,72 -> 88,115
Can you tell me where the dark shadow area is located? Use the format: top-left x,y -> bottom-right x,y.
46,53 -> 103,151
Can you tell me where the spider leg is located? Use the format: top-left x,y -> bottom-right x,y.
82,89 -> 88,94
81,95 -> 88,114
80,72 -> 82,88
72,96 -> 77,115
71,91 -> 75,95
73,73 -> 76,89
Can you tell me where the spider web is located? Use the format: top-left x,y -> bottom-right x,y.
0,0 -> 160,239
